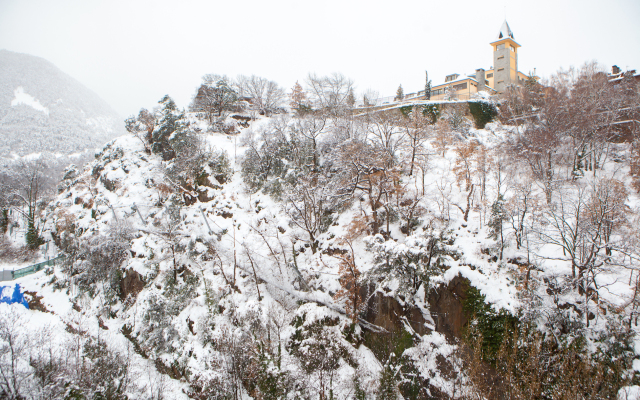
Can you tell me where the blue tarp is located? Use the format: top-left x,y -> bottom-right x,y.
0,283 -> 29,308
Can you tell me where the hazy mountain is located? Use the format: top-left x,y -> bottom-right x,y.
0,49 -> 124,157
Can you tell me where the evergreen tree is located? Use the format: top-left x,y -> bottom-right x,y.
353,375 -> 367,400
487,194 -> 507,260
0,209 -> 8,234
211,78 -> 238,116
346,88 -> 356,108
377,364 -> 398,399
25,216 -> 42,249
395,84 -> 404,101
152,95 -> 184,158
424,70 -> 432,100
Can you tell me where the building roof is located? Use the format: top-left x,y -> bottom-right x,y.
496,20 -> 514,40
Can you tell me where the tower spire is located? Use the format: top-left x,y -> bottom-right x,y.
496,20 -> 514,40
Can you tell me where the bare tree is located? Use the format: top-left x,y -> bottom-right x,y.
237,75 -> 285,116
305,72 -> 354,118
191,75 -> 239,123
401,106 -> 432,176
0,313 -> 31,399
283,174 -> 331,254
0,160 -> 52,249
292,114 -> 327,170
367,110 -> 404,168
125,108 -> 155,153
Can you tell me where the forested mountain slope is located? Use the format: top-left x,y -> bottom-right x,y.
0,49 -> 123,157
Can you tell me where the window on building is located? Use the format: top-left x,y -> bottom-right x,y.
497,80 -> 504,84
510,45 -> 515,52
487,73 -> 493,78
497,68 -> 504,72
498,56 -> 504,60
445,74 -> 459,82
497,44 -> 505,50
453,83 -> 467,91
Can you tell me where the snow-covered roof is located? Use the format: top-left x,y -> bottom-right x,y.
496,20 -> 514,41
432,76 -> 479,88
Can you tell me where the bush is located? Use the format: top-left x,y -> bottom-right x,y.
463,285 -> 518,363
399,104 -> 440,123
365,230 -> 454,298
468,101 -> 497,129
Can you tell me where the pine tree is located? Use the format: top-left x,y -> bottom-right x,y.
25,216 -> 42,249
0,209 -> 8,234
346,88 -> 356,108
395,84 -> 404,101
152,95 -> 184,158
377,364 -> 398,399
212,78 -> 238,116
424,70 -> 432,100
487,194 -> 507,260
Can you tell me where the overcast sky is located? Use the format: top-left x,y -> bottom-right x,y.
1,0 -> 639,117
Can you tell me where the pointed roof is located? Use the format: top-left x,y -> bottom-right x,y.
496,20 -> 514,40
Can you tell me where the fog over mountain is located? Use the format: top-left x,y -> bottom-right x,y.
0,49 -> 124,158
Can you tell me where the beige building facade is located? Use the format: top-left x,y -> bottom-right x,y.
407,21 -> 532,102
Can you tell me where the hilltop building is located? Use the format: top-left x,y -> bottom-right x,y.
396,20 -> 532,103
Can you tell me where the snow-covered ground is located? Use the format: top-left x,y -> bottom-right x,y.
2,106 -> 639,398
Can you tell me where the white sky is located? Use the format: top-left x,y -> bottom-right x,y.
1,0 -> 639,117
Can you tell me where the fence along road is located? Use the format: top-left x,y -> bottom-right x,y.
0,255 -> 64,282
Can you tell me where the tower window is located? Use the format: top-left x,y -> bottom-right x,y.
497,68 -> 504,72
511,45 -> 515,52
498,56 -> 504,60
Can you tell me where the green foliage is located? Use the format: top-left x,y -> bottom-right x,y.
346,88 -> 356,108
209,150 -> 233,184
395,85 -> 404,101
241,131 -> 313,193
363,329 -> 426,399
366,230 -> 453,297
463,285 -> 518,363
287,313 -> 357,374
64,385 -> 86,400
364,329 -> 413,365
296,104 -> 313,115
399,104 -> 440,123
422,104 -> 440,123
468,101 -> 497,129
0,209 -> 8,234
152,95 -> 183,157
25,218 -> 43,249
353,374 -> 367,400
424,71 -> 431,100
487,194 -> 507,241
251,341 -> 293,400
377,364 -> 399,400
466,318 -> 640,399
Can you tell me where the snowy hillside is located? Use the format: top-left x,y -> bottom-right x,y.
2,70 -> 640,399
0,49 -> 124,158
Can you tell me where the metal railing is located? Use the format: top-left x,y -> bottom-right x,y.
0,255 -> 64,281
